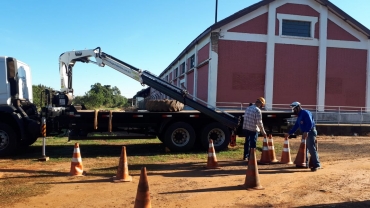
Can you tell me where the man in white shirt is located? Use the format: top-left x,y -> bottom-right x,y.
242,97 -> 267,161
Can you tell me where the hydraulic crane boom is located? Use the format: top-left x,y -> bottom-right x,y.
59,47 -> 143,94
58,47 -> 240,129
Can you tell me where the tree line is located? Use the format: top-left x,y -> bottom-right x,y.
32,83 -> 129,109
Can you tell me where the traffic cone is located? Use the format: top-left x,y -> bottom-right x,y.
205,139 -> 219,169
267,134 -> 279,163
280,136 -> 293,164
134,167 -> 151,208
309,139 -> 318,168
258,137 -> 270,165
230,134 -> 236,147
294,138 -> 307,168
113,146 -> 132,182
69,143 -> 85,176
242,148 -> 264,190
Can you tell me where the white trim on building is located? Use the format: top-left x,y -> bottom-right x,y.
317,5 -> 328,112
193,44 -> 198,100
366,39 -> 370,112
208,35 -> 218,107
264,2 -> 278,110
275,36 -> 319,46
222,33 -> 267,43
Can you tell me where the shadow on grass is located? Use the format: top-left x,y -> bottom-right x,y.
0,168 -> 68,179
4,142 -> 206,159
0,160 -> 308,181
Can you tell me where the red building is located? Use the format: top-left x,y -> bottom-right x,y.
155,0 -> 370,112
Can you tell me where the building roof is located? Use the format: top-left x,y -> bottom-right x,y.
159,0 -> 370,77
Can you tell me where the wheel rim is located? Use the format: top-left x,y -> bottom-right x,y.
207,128 -> 226,147
0,130 -> 10,151
171,128 -> 190,147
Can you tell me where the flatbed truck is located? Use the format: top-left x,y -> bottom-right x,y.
0,47 -> 294,155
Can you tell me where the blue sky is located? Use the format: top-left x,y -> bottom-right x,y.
1,0 -> 369,98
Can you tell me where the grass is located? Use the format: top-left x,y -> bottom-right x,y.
0,136 -> 284,206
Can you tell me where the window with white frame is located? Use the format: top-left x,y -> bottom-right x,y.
166,75 -> 168,82
190,54 -> 195,69
180,62 -> 185,74
277,14 -> 318,39
282,20 -> 311,37
180,79 -> 186,89
175,68 -> 178,77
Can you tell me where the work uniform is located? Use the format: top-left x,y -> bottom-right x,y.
289,109 -> 321,169
242,104 -> 266,160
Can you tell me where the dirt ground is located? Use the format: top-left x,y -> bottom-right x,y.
3,136 -> 370,208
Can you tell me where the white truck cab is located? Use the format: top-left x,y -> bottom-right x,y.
0,56 -> 33,105
0,56 -> 39,156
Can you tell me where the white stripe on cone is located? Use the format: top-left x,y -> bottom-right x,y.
72,157 -> 82,163
208,153 -> 216,157
73,148 -> 80,153
283,148 -> 290,152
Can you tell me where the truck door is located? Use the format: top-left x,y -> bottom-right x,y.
0,57 -> 10,105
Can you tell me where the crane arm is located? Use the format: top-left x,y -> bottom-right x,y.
59,47 -> 143,94
56,47 -> 240,129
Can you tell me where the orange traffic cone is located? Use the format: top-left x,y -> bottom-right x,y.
230,134 -> 236,147
267,134 -> 279,163
243,148 -> 264,190
69,143 -> 85,176
258,137 -> 270,165
309,139 -> 318,168
280,136 -> 293,164
113,146 -> 132,182
294,138 -> 307,168
206,139 -> 219,169
134,167 -> 151,208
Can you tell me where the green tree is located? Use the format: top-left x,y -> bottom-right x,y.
72,95 -> 84,105
75,83 -> 128,109
32,84 -> 53,108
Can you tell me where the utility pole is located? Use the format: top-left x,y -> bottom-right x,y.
215,0 -> 218,23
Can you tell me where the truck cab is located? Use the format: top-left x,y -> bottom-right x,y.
0,57 -> 40,156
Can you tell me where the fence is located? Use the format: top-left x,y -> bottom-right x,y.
136,96 -> 370,124
216,102 -> 370,124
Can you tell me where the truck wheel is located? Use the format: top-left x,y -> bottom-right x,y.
164,122 -> 195,151
201,122 -> 230,151
0,123 -> 17,156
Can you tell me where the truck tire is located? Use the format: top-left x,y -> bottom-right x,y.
201,122 -> 230,151
0,123 -> 17,156
164,122 -> 195,152
146,100 -> 184,112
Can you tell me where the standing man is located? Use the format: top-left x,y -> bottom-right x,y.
284,102 -> 321,171
242,97 -> 267,161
